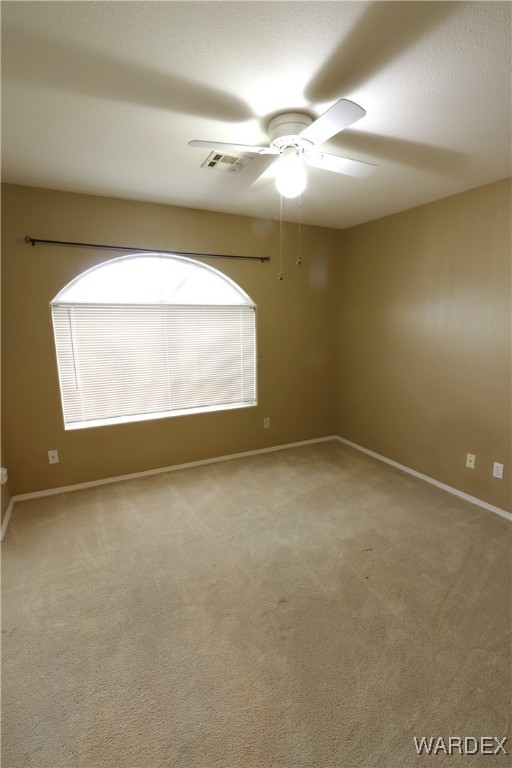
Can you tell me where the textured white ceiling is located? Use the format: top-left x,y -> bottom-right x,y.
1,1 -> 511,229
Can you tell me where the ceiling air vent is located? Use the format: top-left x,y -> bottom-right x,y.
201,152 -> 247,173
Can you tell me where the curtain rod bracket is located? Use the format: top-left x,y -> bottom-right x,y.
24,236 -> 270,263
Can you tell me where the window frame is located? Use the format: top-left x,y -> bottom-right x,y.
50,253 -> 258,430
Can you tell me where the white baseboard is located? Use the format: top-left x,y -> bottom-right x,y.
1,497 -> 15,542
1,436 -> 336,538
2,433 -> 509,540
335,436 -> 512,522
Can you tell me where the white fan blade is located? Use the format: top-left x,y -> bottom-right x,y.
188,140 -> 276,155
299,99 -> 366,146
306,152 -> 377,178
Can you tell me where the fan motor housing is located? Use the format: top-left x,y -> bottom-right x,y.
268,112 -> 314,154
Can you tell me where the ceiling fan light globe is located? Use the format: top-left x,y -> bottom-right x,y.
275,156 -> 307,199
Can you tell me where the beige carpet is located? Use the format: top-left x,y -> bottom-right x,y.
2,440 -> 511,767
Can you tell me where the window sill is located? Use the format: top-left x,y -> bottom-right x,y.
64,400 -> 257,430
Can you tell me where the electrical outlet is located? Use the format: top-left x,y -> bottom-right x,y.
466,453 -> 476,469
493,462 -> 504,479
48,450 -> 59,464
263,417 -> 271,429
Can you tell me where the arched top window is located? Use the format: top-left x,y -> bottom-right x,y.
51,253 -> 257,430
55,253 -> 255,306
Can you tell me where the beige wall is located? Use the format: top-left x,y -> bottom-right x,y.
1,184 -> 338,494
2,180 -> 511,513
335,178 -> 511,512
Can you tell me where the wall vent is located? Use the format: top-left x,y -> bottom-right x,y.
201,152 -> 247,173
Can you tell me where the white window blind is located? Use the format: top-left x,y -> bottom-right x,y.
51,255 -> 257,429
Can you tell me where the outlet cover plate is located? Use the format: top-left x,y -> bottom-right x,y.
493,462 -> 504,479
466,453 -> 476,469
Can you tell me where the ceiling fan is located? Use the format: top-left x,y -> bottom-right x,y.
189,98 -> 377,198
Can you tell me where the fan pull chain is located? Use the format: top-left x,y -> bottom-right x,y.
296,195 -> 302,266
278,194 -> 284,281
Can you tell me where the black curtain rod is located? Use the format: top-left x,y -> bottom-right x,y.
24,236 -> 270,263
